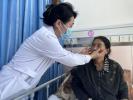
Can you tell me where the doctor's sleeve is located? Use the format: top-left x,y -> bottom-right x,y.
32,34 -> 91,67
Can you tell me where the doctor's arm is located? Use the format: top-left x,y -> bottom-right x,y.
33,34 -> 98,67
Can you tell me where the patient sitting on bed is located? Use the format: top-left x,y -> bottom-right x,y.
48,36 -> 128,100
71,36 -> 128,100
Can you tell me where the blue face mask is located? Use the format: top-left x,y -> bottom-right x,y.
63,28 -> 72,40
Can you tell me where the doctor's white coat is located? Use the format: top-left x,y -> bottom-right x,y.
0,25 -> 91,100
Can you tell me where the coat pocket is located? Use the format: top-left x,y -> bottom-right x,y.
1,76 -> 30,100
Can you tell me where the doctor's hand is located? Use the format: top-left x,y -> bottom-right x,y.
79,47 -> 91,55
89,49 -> 102,59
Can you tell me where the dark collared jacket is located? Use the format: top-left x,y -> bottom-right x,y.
71,59 -> 128,100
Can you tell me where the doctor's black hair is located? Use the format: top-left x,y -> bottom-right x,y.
43,2 -> 77,26
93,36 -> 111,57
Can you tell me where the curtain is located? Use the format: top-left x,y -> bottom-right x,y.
0,0 -> 64,99
0,0 -> 48,67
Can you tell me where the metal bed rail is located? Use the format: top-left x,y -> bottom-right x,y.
4,73 -> 66,100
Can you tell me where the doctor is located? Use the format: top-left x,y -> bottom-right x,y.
0,2 -> 101,100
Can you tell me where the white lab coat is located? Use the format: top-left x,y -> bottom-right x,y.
0,25 -> 91,100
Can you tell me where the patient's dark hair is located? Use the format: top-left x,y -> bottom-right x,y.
43,2 -> 77,26
93,36 -> 111,57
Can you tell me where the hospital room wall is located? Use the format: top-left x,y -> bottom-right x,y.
64,0 -> 133,30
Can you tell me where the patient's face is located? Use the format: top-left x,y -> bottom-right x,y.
91,39 -> 108,58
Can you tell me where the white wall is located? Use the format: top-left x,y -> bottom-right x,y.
110,46 -> 133,71
64,0 -> 133,30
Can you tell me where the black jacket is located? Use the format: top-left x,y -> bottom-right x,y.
71,59 -> 128,100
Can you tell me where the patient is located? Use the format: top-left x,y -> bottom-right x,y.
71,36 -> 128,100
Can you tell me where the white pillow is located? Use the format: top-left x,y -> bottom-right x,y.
48,95 -> 60,100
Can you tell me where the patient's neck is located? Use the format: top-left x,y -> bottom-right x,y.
94,57 -> 104,71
